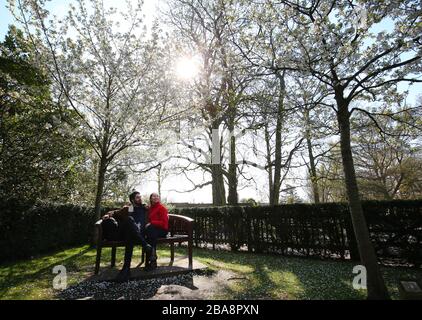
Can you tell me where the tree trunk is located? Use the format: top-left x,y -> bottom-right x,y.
210,124 -> 226,206
211,164 -> 226,205
94,155 -> 108,220
157,164 -> 162,196
264,123 -> 274,204
216,19 -> 237,205
337,100 -> 390,300
304,108 -> 320,203
271,71 -> 286,205
227,136 -> 238,205
227,112 -> 238,205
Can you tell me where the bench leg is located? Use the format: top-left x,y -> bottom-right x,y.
95,245 -> 102,275
170,243 -> 175,266
111,246 -> 116,268
188,240 -> 193,269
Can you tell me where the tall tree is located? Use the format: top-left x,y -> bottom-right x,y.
238,0 -> 421,299
290,76 -> 337,204
246,75 -> 304,205
10,0 -> 169,218
164,0 -> 254,205
352,104 -> 422,200
0,25 -> 84,202
229,3 -> 306,205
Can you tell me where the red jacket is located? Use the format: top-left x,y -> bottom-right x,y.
148,202 -> 169,230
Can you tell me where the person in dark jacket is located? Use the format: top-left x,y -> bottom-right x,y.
102,191 -> 152,281
145,192 -> 169,270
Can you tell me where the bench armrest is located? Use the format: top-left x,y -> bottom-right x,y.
168,214 -> 194,223
168,214 -> 194,237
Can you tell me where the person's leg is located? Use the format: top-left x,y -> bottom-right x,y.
158,228 -> 168,238
145,224 -> 167,246
116,217 -> 151,281
122,217 -> 150,248
145,225 -> 168,269
151,228 -> 167,268
120,217 -> 137,270
139,228 -> 147,264
145,224 -> 158,247
123,244 -> 134,269
145,225 -> 158,269
114,218 -> 133,281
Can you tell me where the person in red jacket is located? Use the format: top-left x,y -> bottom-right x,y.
145,192 -> 169,270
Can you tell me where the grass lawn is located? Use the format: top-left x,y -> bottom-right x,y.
0,244 -> 420,300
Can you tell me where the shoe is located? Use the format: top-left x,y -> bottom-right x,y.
116,267 -> 131,282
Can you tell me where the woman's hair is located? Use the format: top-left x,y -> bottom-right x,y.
129,191 -> 140,204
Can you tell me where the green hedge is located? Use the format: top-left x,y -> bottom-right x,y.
0,199 -> 420,266
172,200 -> 422,267
0,199 -> 99,262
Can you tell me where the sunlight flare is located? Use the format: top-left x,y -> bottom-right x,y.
175,56 -> 199,80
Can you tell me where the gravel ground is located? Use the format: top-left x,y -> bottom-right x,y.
57,274 -> 196,300
56,269 -> 233,300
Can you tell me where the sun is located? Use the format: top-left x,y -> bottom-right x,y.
176,56 -> 199,80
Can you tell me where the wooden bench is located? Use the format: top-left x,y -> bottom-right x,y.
94,214 -> 194,275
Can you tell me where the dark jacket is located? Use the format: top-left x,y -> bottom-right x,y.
104,204 -> 148,224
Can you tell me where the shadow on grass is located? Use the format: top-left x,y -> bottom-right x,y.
189,248 -> 421,300
1,245 -> 420,300
0,246 -> 93,299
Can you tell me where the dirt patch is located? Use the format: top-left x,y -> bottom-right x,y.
149,269 -> 244,300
